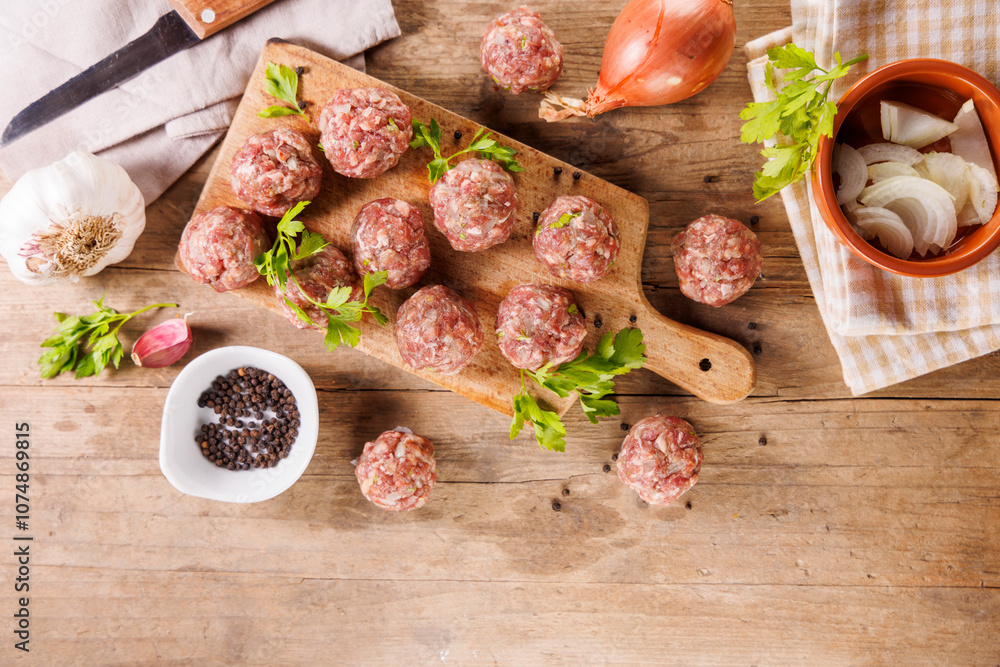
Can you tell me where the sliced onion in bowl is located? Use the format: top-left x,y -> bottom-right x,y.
868,161 -> 920,182
951,99 -> 998,182
967,162 -> 1000,225
915,152 -> 971,214
860,175 -> 957,256
854,206 -> 914,259
857,142 -> 924,166
834,143 -> 867,205
881,100 -> 959,148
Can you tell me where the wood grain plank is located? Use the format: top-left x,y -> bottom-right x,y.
18,571 -> 1000,666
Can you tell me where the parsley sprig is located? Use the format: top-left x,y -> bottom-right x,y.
39,297 -> 177,379
410,119 -> 524,182
510,328 -> 646,452
259,62 -> 308,119
253,201 -> 388,350
739,44 -> 868,201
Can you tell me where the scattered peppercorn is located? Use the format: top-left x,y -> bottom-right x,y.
554,166 -> 563,176
562,488 -> 570,497
758,435 -> 767,446
685,501 -> 692,510
699,358 -> 712,372
295,66 -> 305,76
620,423 -> 629,432
454,129 -> 463,140
551,501 -> 562,511
753,344 -> 763,355
533,211 -> 540,222
611,452 -> 618,461
195,366 -> 299,472
750,215 -> 760,226
572,171 -> 581,180
629,314 -> 637,324
703,175 -> 717,183
593,315 -> 602,328
748,322 -> 757,330
298,100 -> 310,110
602,464 -> 611,473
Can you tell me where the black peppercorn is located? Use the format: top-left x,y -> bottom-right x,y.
554,166 -> 563,176
748,322 -> 757,330
594,316 -> 602,328
454,129 -> 463,140
629,314 -> 637,324
602,464 -> 611,473
749,215 -> 760,226
620,423 -> 629,431
572,171 -> 581,180
551,501 -> 561,511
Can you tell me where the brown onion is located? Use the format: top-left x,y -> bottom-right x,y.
540,0 -> 736,121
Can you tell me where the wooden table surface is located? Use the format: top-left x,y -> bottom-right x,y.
1,1 -> 997,664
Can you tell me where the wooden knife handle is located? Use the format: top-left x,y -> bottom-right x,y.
169,0 -> 279,39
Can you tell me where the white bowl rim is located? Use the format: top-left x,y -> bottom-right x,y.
158,345 -> 318,503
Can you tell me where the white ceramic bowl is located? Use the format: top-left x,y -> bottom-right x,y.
159,346 -> 318,503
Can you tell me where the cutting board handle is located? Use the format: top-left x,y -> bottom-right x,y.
635,293 -> 756,404
168,0 -> 278,39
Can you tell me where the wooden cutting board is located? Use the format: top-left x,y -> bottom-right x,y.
188,40 -> 756,418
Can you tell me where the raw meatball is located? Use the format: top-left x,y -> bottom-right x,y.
355,429 -> 437,511
229,128 -> 322,217
351,198 -> 431,289
496,284 -> 586,371
533,195 -> 620,283
178,206 -> 268,292
428,158 -> 518,252
318,87 -> 413,179
396,285 -> 484,374
274,245 -> 363,330
617,415 -> 703,506
481,6 -> 564,94
670,214 -> 762,307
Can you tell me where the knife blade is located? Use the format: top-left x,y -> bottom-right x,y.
1,0 -> 277,148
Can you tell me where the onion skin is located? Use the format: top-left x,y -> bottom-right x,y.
131,317 -> 193,368
587,0 -> 736,116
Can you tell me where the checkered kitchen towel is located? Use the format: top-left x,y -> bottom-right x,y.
746,1 -> 1000,394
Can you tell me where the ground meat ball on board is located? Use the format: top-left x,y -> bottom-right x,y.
350,198 -> 431,289
533,195 -> 620,283
273,245 -> 363,330
229,128 -> 322,217
481,6 -> 564,94
178,206 -> 268,293
670,214 -> 762,307
496,284 -> 586,371
617,415 -> 703,506
318,87 -> 412,179
396,285 -> 484,375
428,158 -> 518,252
355,430 -> 437,511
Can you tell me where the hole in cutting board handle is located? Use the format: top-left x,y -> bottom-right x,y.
699,358 -> 712,372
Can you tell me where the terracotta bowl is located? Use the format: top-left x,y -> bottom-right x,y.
812,58 -> 1000,277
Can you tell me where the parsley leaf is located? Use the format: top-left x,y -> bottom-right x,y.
254,201 -> 387,350
509,327 -> 647,450
739,44 -> 867,201
259,62 -> 307,120
38,298 -> 177,379
410,118 -> 524,182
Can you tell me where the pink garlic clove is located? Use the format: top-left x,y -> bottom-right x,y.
131,316 -> 193,368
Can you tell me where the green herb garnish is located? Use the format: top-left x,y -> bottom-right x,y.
254,201 -> 387,350
410,118 -> 524,182
536,211 -> 580,235
387,117 -> 399,132
510,328 -> 646,451
259,62 -> 308,119
568,304 -> 578,314
39,297 -> 177,379
739,44 -> 868,201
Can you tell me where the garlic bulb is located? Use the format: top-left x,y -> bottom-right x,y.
0,151 -> 145,285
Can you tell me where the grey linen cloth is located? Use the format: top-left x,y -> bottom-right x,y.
0,0 -> 400,202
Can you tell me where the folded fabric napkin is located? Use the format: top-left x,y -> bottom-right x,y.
746,0 -> 1000,394
0,0 -> 400,203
